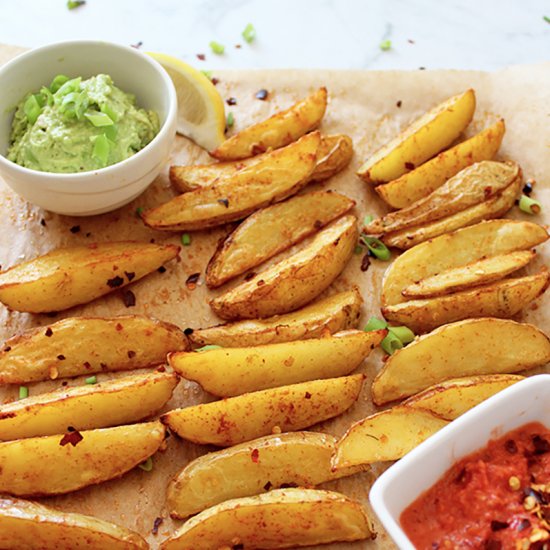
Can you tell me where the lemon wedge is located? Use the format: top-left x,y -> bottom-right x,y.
147,52 -> 226,152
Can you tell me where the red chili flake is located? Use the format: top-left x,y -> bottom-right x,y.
196,53 -> 205,61
100,362 -> 108,370
122,289 -> 136,307
408,39 -> 415,44
226,97 -> 237,105
490,520 -> 508,531
0,412 -> 16,420
314,220 -> 323,229
46,311 -> 58,318
484,540 -> 502,550
235,44 -> 242,49
211,77 -> 219,85
263,481 -> 272,490
532,434 -> 550,454
70,225 -> 81,233
244,272 -> 256,281
85,232 -> 91,237
61,381 -> 68,386
115,323 -> 123,331
505,439 -> 518,453
484,186 -> 493,199
251,449 -> 260,463
305,392 -> 312,399
45,327 -> 53,337
256,279 -> 265,287
60,427 -> 83,447
131,41 -> 143,49
158,266 -> 167,274
156,365 -> 166,373
217,198 -> 229,208
40,218 -> 46,227
3,346 -> 11,352
186,272 -> 201,290
360,253 -> 371,272
57,354 -> 66,361
107,275 -> 124,288
405,162 -> 415,170
396,100 -> 402,108
183,328 -> 194,336
251,144 -> 266,155
83,361 -> 91,369
125,271 -> 135,281
127,350 -> 136,359
280,482 -> 298,488
255,89 -> 269,100
152,517 -> 163,535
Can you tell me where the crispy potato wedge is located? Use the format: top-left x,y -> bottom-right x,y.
376,119 -> 505,208
167,432 -> 368,519
206,191 -> 355,288
357,89 -> 476,183
0,242 -> 179,313
210,215 -> 358,320
143,132 -> 320,231
210,87 -> 328,160
332,406 -> 448,469
170,330 -> 384,397
371,318 -> 550,405
403,374 -> 524,420
309,133 -> 354,182
190,288 -> 362,347
402,250 -> 536,298
0,316 -> 187,384
0,421 -> 165,497
0,372 -> 178,440
382,270 -> 550,333
161,488 -> 373,550
161,374 -> 364,446
0,496 -> 148,550
382,219 -> 549,306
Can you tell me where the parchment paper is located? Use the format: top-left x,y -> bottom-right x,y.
0,43 -> 549,549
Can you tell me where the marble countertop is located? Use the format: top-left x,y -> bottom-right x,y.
0,0 -> 548,71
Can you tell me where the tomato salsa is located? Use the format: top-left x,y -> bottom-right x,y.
401,422 -> 550,549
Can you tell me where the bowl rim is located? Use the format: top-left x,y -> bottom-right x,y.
0,39 -> 177,179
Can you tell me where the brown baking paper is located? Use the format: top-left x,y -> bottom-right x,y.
0,43 -> 549,549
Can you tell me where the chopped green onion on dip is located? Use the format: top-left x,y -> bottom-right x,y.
7,74 -> 159,173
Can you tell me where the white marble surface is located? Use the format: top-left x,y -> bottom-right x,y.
0,0 -> 548,70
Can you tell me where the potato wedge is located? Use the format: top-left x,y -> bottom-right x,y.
167,432 -> 368,519
0,316 -> 187,384
382,270 -> 550,333
161,374 -> 364,446
0,421 -> 165,497
190,288 -> 362,347
210,87 -> 328,160
371,318 -> 550,405
0,496 -> 148,550
403,374 -> 524,420
0,242 -> 179,313
309,133 -> 354,182
0,372 -> 178,440
170,330 -> 384,397
382,219 -> 549,306
160,488 -> 373,550
357,89 -> 476,183
143,132 -> 320,231
376,119 -> 505,208
402,250 -> 536,298
206,191 -> 356,288
210,215 -> 358,320
332,406 -> 448,470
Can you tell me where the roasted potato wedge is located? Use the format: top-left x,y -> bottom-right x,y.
309,133 -> 354,182
0,372 -> 178,440
382,219 -> 549,306
167,431 -> 368,519
0,496 -> 148,550
190,288 -> 362,347
332,406 -> 448,470
371,318 -> 550,405
210,87 -> 327,160
403,374 -> 524,420
357,89 -> 476,183
161,374 -> 364,446
170,330 -> 384,397
143,132 -> 320,231
0,316 -> 187,384
402,250 -> 535,298
0,242 -> 179,313
206,191 -> 355,288
376,119 -> 505,208
210,215 -> 358,320
0,421 -> 165,497
160,488 -> 373,550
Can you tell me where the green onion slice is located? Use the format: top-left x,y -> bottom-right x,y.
23,94 -> 42,125
195,344 -> 222,352
363,214 -> 374,226
381,331 -> 403,354
18,386 -> 28,399
49,74 -> 69,93
67,0 -> 86,9
55,77 -> 82,99
242,23 -> 256,43
100,103 -> 119,122
181,233 -> 191,246
84,110 -> 115,127
360,235 -> 391,261
85,375 -> 97,384
379,39 -> 392,51
138,457 -> 153,472
209,41 -> 225,55
91,134 -> 111,166
519,194 -> 542,215
388,325 -> 415,345
364,317 -> 388,332
226,112 -> 235,128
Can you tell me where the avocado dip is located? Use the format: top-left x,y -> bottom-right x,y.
7,74 -> 159,173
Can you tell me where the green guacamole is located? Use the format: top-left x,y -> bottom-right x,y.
7,74 -> 159,173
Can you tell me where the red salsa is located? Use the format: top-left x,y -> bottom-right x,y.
401,422 -> 550,549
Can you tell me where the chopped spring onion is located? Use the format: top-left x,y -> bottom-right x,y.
136,207 -> 144,217
18,386 -> 28,399
100,103 -> 119,122
360,235 -> 391,261
181,233 -> 191,246
195,345 -> 222,352
242,23 -> 256,43
23,95 -> 43,125
201,70 -> 213,79
85,376 -> 97,384
363,214 -> 374,226
544,15 -> 550,23
519,194 -> 542,215
40,86 -> 54,106
379,39 -> 392,51
49,74 -> 69,94
102,124 -> 118,141
91,134 -> 111,166
226,112 -> 235,128
138,457 -> 154,472
364,318 -> 415,354
364,317 -> 388,332
388,325 -> 415,345
55,77 -> 82,99
84,111 -> 115,127
67,0 -> 86,9
209,41 -> 225,55
381,331 -> 403,354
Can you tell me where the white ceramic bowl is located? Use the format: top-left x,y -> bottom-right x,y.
0,40 -> 177,216
370,374 -> 550,549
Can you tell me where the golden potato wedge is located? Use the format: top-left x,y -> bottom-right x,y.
382,270 -> 550,333
0,496 -> 148,550
210,87 -> 327,160
0,421 -> 165,497
206,191 -> 356,288
0,372 -> 178,440
161,374 -> 364,446
167,431 -> 368,519
160,488 -> 373,550
143,132 -> 320,231
402,250 -> 536,298
376,119 -> 505,208
332,406 -> 448,470
309,133 -> 354,182
0,316 -> 187,384
190,288 -> 362,347
382,219 -> 549,306
357,89 -> 476,183
0,242 -> 179,313
371,318 -> 550,405
210,215 -> 358,320
403,374 -> 524,420
170,330 -> 384,397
